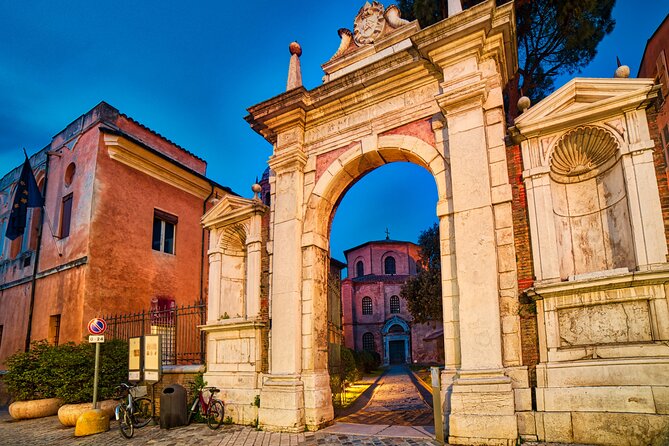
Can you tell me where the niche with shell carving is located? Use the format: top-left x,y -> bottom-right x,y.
549,126 -> 635,279
217,223 -> 247,318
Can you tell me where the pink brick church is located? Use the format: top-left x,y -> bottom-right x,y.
340,238 -> 444,365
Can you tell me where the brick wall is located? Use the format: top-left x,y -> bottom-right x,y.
148,366 -> 204,416
647,103 -> 669,253
506,142 -> 539,385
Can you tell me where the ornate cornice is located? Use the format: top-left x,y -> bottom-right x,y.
103,134 -> 212,199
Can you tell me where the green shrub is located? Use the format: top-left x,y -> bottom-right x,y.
354,350 -> 380,373
340,347 -> 360,384
5,339 -> 128,403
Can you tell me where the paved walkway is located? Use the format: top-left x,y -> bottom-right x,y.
0,410 -> 440,446
336,366 -> 433,426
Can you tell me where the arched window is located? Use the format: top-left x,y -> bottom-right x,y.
362,332 -> 375,352
384,256 -> 396,274
390,295 -> 400,314
356,260 -> 364,277
362,296 -> 372,315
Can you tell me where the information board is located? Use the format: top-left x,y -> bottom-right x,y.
128,337 -> 142,382
143,334 -> 161,382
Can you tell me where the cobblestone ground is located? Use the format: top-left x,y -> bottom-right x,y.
0,410 -> 440,446
336,366 -> 433,426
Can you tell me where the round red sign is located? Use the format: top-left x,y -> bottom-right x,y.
87,318 -> 107,335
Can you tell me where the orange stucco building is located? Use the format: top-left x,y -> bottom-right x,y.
639,14 -> 669,181
0,102 -> 234,367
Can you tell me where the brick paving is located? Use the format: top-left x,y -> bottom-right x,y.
336,366 -> 433,427
0,410 -> 441,446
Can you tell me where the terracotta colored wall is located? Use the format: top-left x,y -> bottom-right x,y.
84,130 -> 206,324
0,285 -> 30,368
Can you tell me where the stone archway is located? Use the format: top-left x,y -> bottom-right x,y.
244,1 -> 526,443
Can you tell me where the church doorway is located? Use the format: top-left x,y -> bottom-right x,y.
388,340 -> 406,364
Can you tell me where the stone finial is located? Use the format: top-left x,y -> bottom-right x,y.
252,183 -> 262,201
286,41 -> 303,91
448,0 -> 463,17
614,56 -> 630,78
518,96 -> 531,113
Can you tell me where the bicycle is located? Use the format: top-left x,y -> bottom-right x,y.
187,386 -> 225,429
115,383 -> 154,439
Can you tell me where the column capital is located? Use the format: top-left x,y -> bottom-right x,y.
436,77 -> 487,116
269,149 -> 308,173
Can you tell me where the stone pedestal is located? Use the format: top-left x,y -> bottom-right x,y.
258,375 -> 305,432
448,372 -> 518,445
202,320 -> 267,425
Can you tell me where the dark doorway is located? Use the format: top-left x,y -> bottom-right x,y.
389,340 -> 406,364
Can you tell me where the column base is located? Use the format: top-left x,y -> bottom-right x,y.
447,370 -> 518,446
302,371 -> 334,430
258,375 -> 305,432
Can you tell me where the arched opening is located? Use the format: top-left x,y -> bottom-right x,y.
300,136 -> 446,428
384,256 -> 396,274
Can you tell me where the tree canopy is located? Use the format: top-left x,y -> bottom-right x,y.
398,0 -> 616,118
400,222 -> 443,323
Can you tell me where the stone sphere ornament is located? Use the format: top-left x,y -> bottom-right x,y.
517,96 -> 531,113
289,41 -> 302,57
614,65 -> 630,78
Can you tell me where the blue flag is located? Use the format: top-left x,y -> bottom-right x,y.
5,157 -> 44,241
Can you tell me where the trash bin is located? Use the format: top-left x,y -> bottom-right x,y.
160,384 -> 188,428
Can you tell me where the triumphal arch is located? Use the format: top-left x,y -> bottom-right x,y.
202,1 -> 669,444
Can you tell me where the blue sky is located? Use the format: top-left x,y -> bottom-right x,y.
0,1 -> 667,260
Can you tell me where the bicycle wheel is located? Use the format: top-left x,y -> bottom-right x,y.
118,405 -> 134,439
133,397 -> 154,428
187,399 -> 199,425
207,400 -> 225,429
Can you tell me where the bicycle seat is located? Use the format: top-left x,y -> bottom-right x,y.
205,387 -> 220,393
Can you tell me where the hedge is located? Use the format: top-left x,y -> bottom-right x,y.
5,339 -> 128,403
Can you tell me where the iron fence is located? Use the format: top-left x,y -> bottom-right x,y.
103,302 -> 206,366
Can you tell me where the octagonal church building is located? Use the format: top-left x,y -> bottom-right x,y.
341,238 -> 444,365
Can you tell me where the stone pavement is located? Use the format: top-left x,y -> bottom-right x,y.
335,366 -> 433,427
0,409 -> 441,446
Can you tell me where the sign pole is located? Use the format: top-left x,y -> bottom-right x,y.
92,342 -> 101,409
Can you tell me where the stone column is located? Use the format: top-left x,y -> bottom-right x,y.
259,149 -> 308,432
521,162 -> 560,282
621,108 -> 668,268
301,240 -> 333,429
437,81 -> 517,444
246,211 -> 263,319
207,249 -> 222,324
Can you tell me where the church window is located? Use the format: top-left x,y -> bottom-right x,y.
362,296 -> 372,315
362,332 -> 375,352
153,209 -> 177,254
356,260 -> 364,277
384,256 -> 396,274
390,295 -> 400,314
60,193 -> 73,238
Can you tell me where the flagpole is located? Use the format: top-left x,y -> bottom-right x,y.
24,152 -> 52,352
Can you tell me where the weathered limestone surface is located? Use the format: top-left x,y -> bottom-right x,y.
243,0 -> 525,442
512,77 -> 669,445
201,195 -> 268,426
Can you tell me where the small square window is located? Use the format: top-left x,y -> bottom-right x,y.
152,210 -> 177,254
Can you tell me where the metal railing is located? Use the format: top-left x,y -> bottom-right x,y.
103,302 -> 206,365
